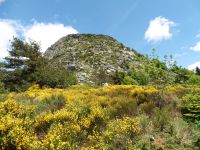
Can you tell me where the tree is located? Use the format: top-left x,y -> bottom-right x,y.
2,38 -> 42,91
111,71 -> 126,85
1,38 -> 78,91
196,67 -> 200,76
34,61 -> 77,88
171,65 -> 192,83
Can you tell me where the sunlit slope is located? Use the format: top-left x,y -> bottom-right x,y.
0,84 -> 200,149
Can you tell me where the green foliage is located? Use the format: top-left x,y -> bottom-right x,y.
188,74 -> 200,85
122,76 -> 138,85
0,38 -> 77,91
153,108 -> 170,131
111,70 -> 149,85
111,71 -> 126,85
171,65 -> 193,84
181,93 -> 200,120
1,38 -> 42,91
128,70 -> 149,85
34,62 -> 77,88
196,67 -> 200,75
0,82 -> 6,94
134,49 -> 176,85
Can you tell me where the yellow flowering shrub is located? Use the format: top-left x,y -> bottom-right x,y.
87,117 -> 141,149
41,122 -> 81,149
0,84 -> 198,149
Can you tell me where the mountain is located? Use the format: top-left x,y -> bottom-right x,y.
44,34 -> 142,84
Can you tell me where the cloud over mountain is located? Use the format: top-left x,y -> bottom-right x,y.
0,19 -> 78,58
145,16 -> 176,43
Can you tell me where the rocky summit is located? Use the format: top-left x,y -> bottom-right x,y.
44,34 -> 139,84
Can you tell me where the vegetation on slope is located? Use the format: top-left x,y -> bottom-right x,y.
1,35 -> 200,92
1,36 -> 200,149
0,84 -> 200,149
0,38 -> 77,92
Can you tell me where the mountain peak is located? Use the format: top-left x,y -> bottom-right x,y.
44,34 -> 137,83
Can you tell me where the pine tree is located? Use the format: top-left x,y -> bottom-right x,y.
2,38 -> 42,91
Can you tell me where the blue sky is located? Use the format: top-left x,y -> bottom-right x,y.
0,0 -> 200,69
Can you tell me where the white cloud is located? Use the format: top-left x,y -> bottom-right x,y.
0,19 -> 78,59
195,34 -> 200,38
145,16 -> 176,43
188,62 -> 200,70
190,41 -> 200,51
23,22 -> 78,52
0,19 -> 22,58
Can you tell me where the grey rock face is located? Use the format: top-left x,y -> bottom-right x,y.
44,34 -> 137,83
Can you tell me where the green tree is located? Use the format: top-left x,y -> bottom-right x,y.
196,67 -> 200,75
171,65 -> 193,84
2,38 -> 42,91
34,62 -> 77,88
111,71 -> 126,85
128,70 -> 149,85
188,74 -> 200,85
122,76 -> 138,85
1,38 -> 77,91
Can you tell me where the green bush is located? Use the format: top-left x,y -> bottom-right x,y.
188,74 -> 200,85
0,82 -> 6,93
181,93 -> 200,120
34,62 -> 77,88
153,108 -> 170,131
128,70 -> 149,85
122,76 -> 138,85
111,71 -> 126,85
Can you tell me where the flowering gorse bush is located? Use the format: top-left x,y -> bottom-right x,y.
0,84 -> 199,149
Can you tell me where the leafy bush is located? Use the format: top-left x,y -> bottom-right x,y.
188,74 -> 200,85
34,62 -> 77,88
122,76 -> 138,85
181,93 -> 200,120
128,70 -> 149,85
153,108 -> 170,131
0,82 -> 6,93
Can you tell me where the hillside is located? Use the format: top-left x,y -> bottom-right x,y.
44,34 -> 141,84
44,34 -> 182,86
1,35 -> 200,150
0,84 -> 200,149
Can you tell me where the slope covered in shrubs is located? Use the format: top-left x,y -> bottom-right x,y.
0,84 -> 200,149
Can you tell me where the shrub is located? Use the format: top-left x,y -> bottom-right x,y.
34,62 -> 77,88
0,85 -> 199,149
0,82 -> 6,93
35,94 -> 66,114
122,76 -> 138,85
153,108 -> 170,131
188,74 -> 200,85
111,71 -> 126,84
181,93 -> 200,120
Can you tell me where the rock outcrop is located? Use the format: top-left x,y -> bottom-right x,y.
44,34 -> 138,83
